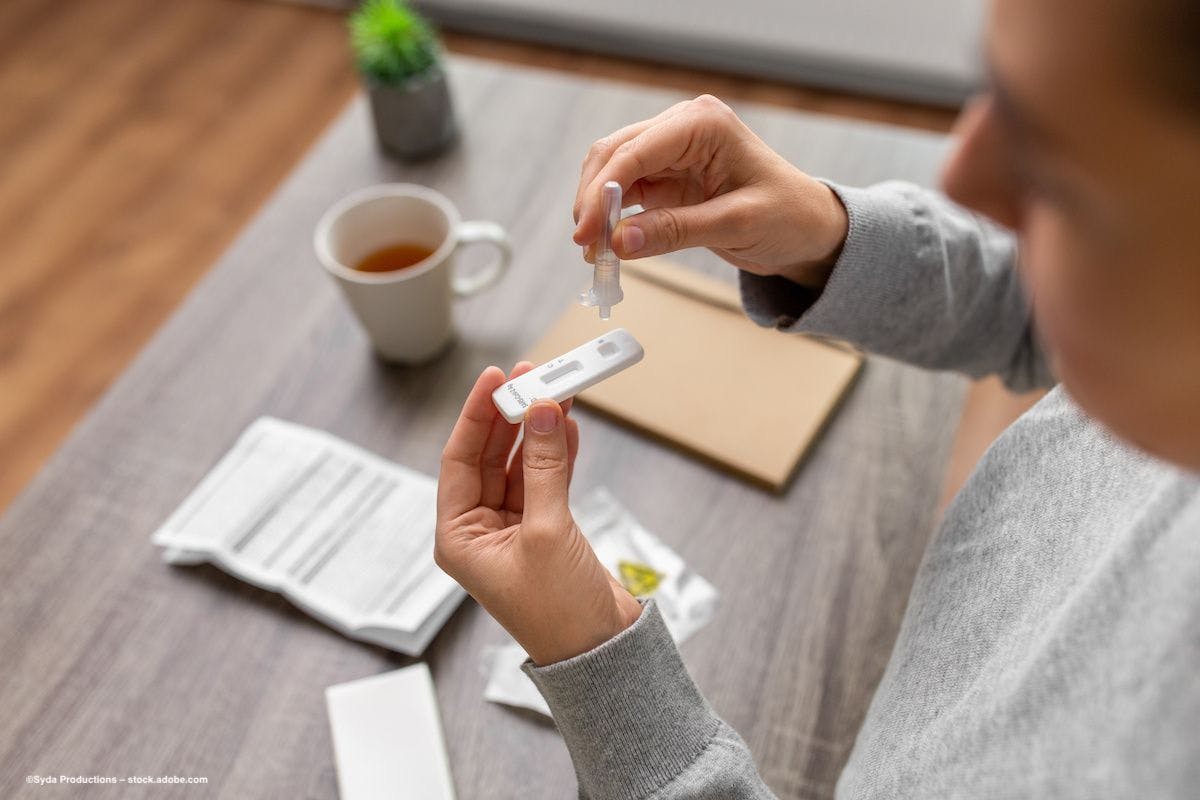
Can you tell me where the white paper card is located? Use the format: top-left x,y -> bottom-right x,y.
326,664 -> 456,800
482,487 -> 719,716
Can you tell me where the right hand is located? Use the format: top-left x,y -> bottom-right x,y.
573,94 -> 849,288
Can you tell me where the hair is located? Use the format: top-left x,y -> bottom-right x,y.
1148,0 -> 1200,111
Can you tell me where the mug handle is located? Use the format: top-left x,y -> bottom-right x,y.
452,220 -> 512,297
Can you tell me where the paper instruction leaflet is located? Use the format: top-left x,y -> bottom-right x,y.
152,417 -> 462,656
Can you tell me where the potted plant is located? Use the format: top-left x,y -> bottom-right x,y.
349,0 -> 456,159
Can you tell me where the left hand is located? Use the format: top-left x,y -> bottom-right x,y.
434,363 -> 642,666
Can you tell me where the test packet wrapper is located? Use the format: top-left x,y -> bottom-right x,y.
481,487 -> 719,717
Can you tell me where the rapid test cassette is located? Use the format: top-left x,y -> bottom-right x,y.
492,329 -> 644,423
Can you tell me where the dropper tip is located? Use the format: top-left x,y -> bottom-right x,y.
599,306 -> 611,320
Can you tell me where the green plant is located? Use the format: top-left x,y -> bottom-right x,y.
349,0 -> 439,84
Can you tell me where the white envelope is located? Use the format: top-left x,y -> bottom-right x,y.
326,663 -> 456,800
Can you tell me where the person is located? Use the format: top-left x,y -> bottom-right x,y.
433,0 -> 1200,795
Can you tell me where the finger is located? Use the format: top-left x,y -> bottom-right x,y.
582,179 -> 689,264
438,366 -> 506,519
574,120 -> 654,227
519,400 -> 573,532
479,361 -> 534,508
503,399 -> 572,514
504,438 -> 525,514
611,191 -> 749,259
574,108 -> 716,246
573,100 -> 693,225
625,176 -> 692,211
565,416 -> 580,484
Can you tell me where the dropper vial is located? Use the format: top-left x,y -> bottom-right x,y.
579,181 -> 624,320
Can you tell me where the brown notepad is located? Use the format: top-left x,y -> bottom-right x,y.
526,257 -> 862,491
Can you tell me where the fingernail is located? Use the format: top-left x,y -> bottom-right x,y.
529,403 -> 558,433
620,223 -> 645,254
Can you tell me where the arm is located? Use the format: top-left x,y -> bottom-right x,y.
525,600 -> 777,800
435,368 -> 777,800
568,97 -> 1052,393
740,180 -> 1054,392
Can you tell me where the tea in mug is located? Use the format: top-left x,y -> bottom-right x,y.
354,242 -> 435,273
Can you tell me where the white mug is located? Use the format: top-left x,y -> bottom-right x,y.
313,184 -> 511,363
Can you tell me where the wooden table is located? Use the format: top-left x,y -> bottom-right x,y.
0,58 -> 964,799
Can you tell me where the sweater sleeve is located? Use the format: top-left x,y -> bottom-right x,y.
523,600 -> 777,800
739,180 -> 1055,392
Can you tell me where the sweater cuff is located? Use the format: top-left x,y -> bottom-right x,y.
522,600 -> 719,800
739,180 -> 922,338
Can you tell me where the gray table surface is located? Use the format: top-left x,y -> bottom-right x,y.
0,57 -> 965,799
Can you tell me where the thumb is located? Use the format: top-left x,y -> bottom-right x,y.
521,400 -> 572,531
614,193 -> 746,259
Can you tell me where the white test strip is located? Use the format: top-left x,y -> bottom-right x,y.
492,328 -> 644,423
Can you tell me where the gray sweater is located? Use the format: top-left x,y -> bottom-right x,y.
523,181 -> 1200,798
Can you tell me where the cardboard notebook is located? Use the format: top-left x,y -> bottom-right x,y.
526,257 -> 863,491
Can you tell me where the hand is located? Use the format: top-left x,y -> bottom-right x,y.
573,94 -> 849,288
434,363 -> 643,666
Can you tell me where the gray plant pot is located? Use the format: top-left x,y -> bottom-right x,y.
366,65 -> 457,160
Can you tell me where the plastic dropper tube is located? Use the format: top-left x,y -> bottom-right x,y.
579,181 -> 623,320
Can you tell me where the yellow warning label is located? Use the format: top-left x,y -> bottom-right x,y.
617,560 -> 663,597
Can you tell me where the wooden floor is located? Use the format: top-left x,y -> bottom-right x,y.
0,0 -> 360,511
0,0 -> 1017,516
